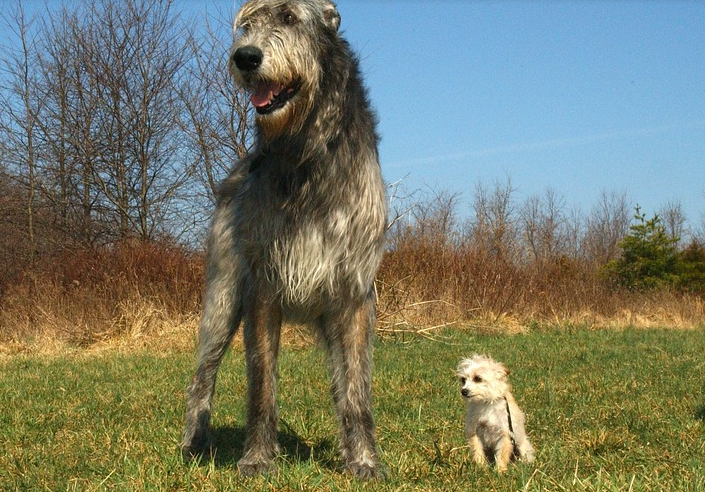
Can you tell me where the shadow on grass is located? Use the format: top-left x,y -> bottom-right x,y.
696,405 -> 705,422
208,425 -> 337,471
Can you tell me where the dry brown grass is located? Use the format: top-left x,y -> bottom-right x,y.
375,243 -> 704,337
0,240 -> 204,355
1,232 -> 703,356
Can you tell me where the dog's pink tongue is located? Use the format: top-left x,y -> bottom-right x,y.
250,84 -> 281,108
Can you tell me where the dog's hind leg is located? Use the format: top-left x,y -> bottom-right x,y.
517,438 -> 536,463
237,297 -> 283,476
182,206 -> 243,459
322,292 -> 382,479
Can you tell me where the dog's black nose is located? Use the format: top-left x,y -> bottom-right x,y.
461,388 -> 469,397
233,46 -> 263,72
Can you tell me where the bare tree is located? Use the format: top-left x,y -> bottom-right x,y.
409,189 -> 461,245
563,206 -> 586,260
28,7 -> 100,246
75,0 -> 196,241
659,199 -> 688,247
177,12 -> 252,204
0,161 -> 28,292
1,0 -> 256,248
468,178 -> 519,260
0,3 -> 45,262
582,190 -> 631,265
520,188 -> 569,263
384,177 -> 416,237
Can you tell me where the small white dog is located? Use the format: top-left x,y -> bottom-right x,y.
456,354 -> 535,471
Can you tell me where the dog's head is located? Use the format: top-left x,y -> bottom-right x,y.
456,354 -> 510,404
230,0 -> 341,140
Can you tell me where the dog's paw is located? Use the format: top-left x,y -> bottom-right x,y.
237,457 -> 277,477
345,460 -> 386,480
520,450 -> 536,464
181,445 -> 212,464
180,431 -> 213,463
472,454 -> 487,466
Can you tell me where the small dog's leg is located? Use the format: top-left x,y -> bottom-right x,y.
469,435 -> 487,467
238,298 -> 283,476
517,438 -> 536,463
495,435 -> 513,472
322,295 -> 382,480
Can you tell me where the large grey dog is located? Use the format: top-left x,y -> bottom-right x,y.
181,0 -> 387,480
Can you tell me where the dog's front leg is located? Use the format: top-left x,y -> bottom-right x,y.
238,296 -> 282,476
494,435 -> 513,472
182,206 -> 243,460
469,435 -> 488,467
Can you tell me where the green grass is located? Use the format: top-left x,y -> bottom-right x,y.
1,327 -> 704,491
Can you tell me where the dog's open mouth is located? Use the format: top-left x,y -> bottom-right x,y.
249,80 -> 300,115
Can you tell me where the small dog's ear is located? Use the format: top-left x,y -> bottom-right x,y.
501,364 -> 510,377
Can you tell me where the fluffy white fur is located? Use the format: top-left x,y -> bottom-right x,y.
456,354 -> 535,471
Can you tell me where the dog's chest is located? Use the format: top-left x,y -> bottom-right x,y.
234,165 -> 384,306
467,403 -> 509,439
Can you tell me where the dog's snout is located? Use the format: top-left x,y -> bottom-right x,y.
461,388 -> 469,397
233,46 -> 263,72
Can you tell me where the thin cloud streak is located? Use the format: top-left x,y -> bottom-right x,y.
387,119 -> 705,169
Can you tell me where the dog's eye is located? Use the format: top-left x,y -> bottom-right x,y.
473,376 -> 483,383
460,377 -> 466,385
281,10 -> 296,25
235,23 -> 249,37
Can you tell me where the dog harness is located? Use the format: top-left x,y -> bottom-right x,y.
505,398 -> 520,457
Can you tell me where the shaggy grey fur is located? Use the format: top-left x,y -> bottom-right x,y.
181,0 -> 386,480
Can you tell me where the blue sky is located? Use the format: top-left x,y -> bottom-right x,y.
331,1 -> 705,230
6,0 -> 705,231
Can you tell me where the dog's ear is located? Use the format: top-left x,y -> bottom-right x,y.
455,360 -> 465,377
322,0 -> 340,32
492,363 -> 509,380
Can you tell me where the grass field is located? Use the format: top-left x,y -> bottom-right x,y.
1,327 -> 704,491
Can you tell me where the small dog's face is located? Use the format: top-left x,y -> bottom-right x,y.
456,354 -> 510,403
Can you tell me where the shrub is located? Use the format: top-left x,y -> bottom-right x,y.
678,240 -> 705,296
603,207 -> 680,290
